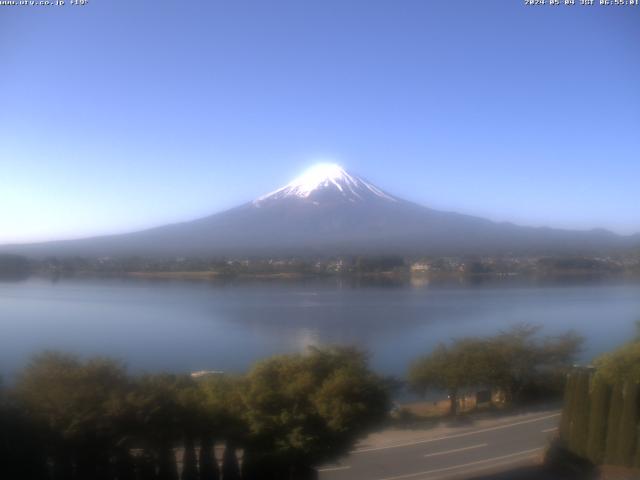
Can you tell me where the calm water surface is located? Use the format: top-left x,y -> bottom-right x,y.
1,277 -> 639,380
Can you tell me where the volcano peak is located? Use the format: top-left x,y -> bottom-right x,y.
253,163 -> 397,206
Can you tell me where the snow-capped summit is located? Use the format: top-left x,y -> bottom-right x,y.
3,162 -> 635,259
254,163 -> 397,206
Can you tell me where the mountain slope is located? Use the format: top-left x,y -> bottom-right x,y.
2,164 -> 637,258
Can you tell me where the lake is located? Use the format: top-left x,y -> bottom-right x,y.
1,276 -> 639,382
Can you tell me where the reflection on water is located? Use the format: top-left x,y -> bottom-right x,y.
1,276 -> 639,382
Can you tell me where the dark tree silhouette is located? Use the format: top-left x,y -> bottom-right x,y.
604,382 -> 624,464
585,379 -> 610,465
182,436 -> 199,480
222,442 -> 241,480
198,436 -> 220,480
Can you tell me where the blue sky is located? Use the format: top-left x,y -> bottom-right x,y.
1,0 -> 639,243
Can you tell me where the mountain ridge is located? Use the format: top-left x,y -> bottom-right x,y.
2,164 -> 638,258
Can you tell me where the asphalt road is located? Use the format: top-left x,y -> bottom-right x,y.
318,411 -> 561,480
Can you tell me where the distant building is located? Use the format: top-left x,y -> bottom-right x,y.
410,262 -> 430,273
190,370 -> 224,379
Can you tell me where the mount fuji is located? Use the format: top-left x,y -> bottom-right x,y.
2,164 -> 637,258
253,163 -> 399,206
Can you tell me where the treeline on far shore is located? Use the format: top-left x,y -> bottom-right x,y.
2,252 -> 640,281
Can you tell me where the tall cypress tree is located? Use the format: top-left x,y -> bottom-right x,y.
559,371 -> 577,443
617,382 -> 639,467
240,448 -> 281,480
222,442 -> 240,480
133,450 -> 156,480
157,443 -> 179,480
586,379 -> 611,465
288,464 -> 317,480
112,447 -> 136,480
52,445 -> 73,480
239,448 -> 259,480
198,436 -> 219,480
75,444 -> 98,480
182,436 -> 199,480
568,370 -> 590,458
2,406 -> 49,480
605,382 -> 624,465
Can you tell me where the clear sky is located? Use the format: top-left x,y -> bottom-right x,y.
1,0 -> 639,244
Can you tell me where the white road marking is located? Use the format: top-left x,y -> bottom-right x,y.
375,447 -> 543,480
352,412 -> 560,454
424,452 -> 541,480
317,465 -> 351,472
542,427 -> 558,433
423,443 -> 487,458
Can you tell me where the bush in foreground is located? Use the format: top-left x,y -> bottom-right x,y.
1,347 -> 390,480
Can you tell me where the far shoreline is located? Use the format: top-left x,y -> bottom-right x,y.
6,269 -> 640,289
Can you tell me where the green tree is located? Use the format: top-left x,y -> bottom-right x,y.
182,436 -> 199,480
16,352 -> 131,478
1,394 -> 48,480
198,373 -> 246,480
488,325 -> 582,404
559,371 -> 577,442
605,382 -> 624,465
242,448 -> 279,480
617,382 -> 639,467
585,379 -> 611,465
157,442 -> 179,480
199,374 -> 247,442
594,342 -> 640,385
127,374 -> 195,480
409,340 -> 491,415
133,450 -> 156,480
222,442 -> 241,480
175,378 -> 206,480
241,346 -> 390,478
198,436 -> 219,480
409,325 -> 582,414
567,370 -> 590,458
591,329 -> 640,467
112,447 -> 136,480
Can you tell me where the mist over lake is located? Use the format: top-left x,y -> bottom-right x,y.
2,277 -> 638,382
